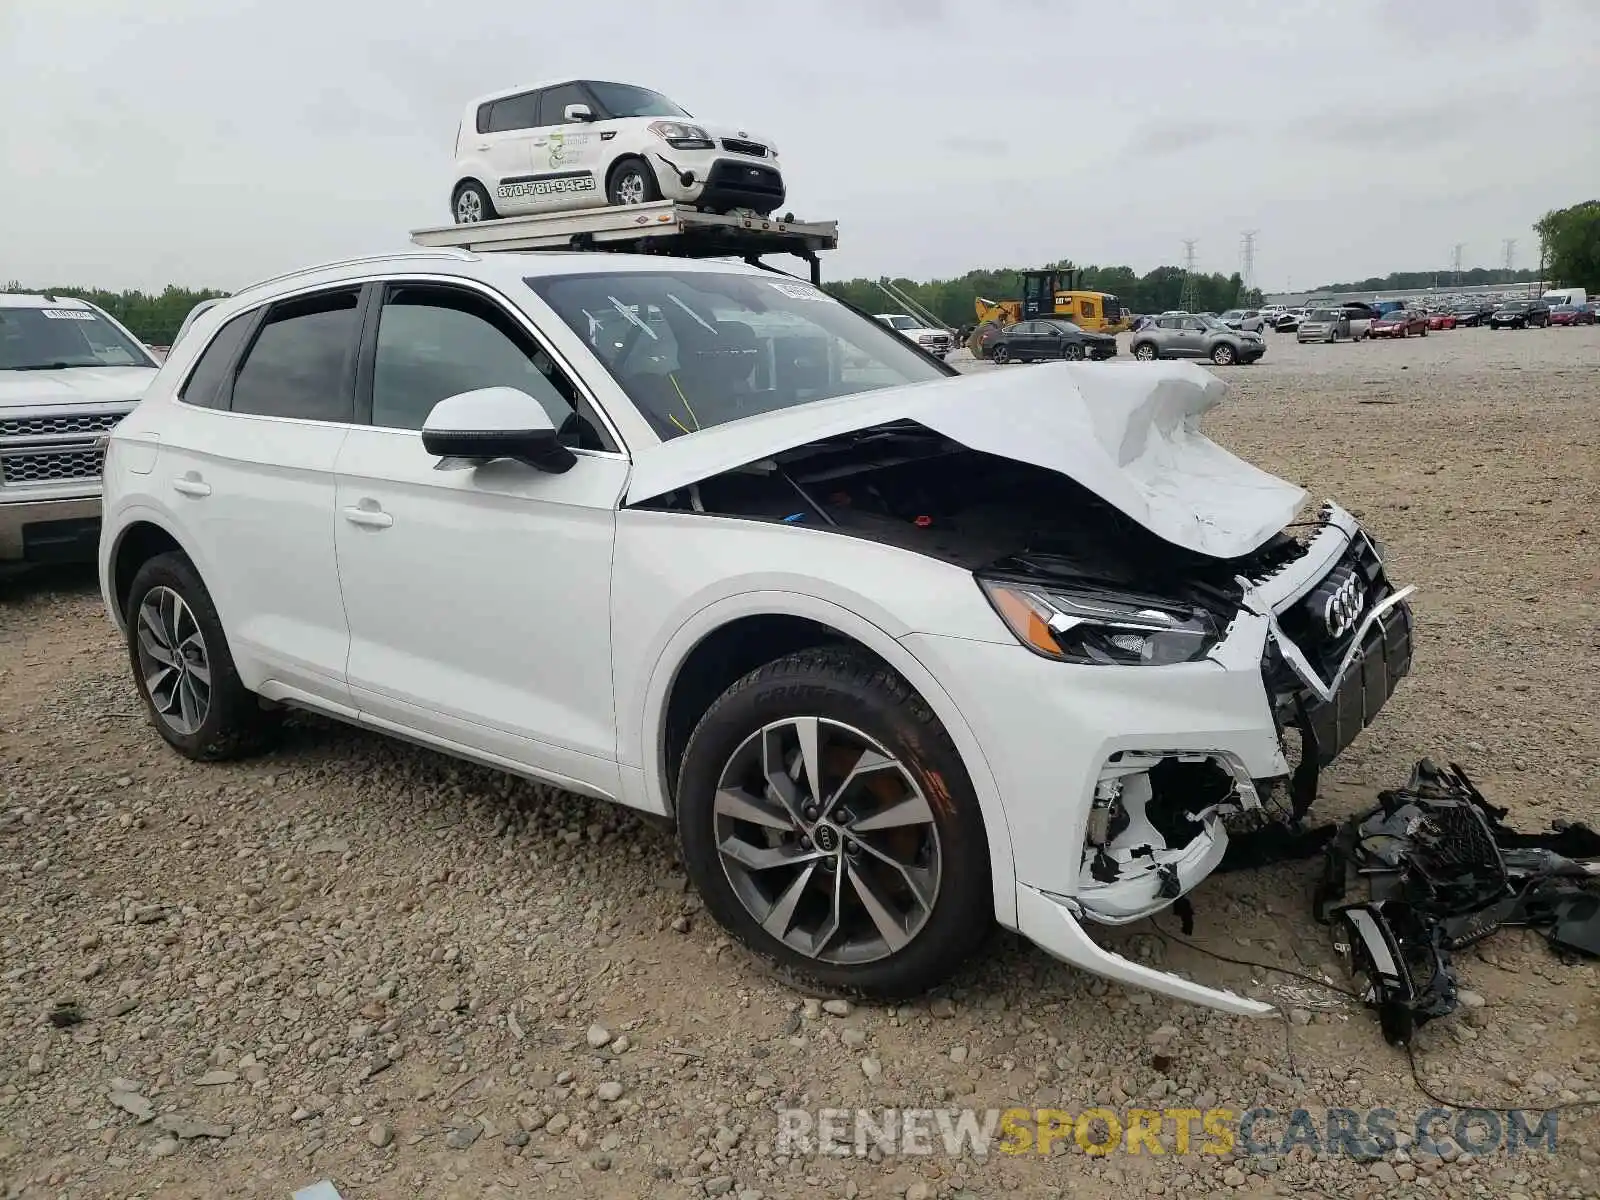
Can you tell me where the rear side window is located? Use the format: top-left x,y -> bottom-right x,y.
178,312 -> 254,408
231,289 -> 360,422
487,92 -> 540,133
475,103 -> 493,135
537,83 -> 590,126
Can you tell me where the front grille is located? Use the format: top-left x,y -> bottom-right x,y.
705,161 -> 785,197
720,138 -> 768,157
1,447 -> 105,484
0,412 -> 124,439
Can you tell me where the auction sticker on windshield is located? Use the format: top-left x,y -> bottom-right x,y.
768,281 -> 829,302
41,309 -> 98,321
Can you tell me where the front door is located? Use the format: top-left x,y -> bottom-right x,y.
333,279 -> 628,799
1174,317 -> 1209,357
521,83 -> 605,210
154,287 -> 362,710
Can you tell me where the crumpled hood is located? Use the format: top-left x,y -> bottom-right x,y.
0,366 -> 157,410
626,360 -> 1309,560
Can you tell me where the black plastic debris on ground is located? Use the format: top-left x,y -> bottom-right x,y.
1313,758 -> 1600,1045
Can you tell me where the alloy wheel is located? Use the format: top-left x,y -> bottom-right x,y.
135,586 -> 211,736
455,190 -> 483,223
616,172 -> 647,205
712,717 -> 942,965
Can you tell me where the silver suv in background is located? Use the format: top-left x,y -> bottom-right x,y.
1131,313 -> 1267,365
1,294 -> 158,565
1297,308 -> 1355,343
1219,308 -> 1267,333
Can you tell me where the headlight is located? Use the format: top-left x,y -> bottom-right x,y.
647,120 -> 714,148
979,580 -> 1219,666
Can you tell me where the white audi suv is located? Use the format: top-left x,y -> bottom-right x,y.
98,248 -> 1414,1012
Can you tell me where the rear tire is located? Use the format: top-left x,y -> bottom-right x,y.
1133,342 -> 1157,361
676,647 -> 993,999
124,552 -> 278,762
451,181 -> 497,224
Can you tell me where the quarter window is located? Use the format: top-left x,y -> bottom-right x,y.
179,312 -> 254,408
230,289 -> 360,422
369,284 -> 616,452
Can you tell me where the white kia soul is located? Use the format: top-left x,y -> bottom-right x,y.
449,79 -> 786,223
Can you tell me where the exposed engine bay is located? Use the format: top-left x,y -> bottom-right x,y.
1315,759 -> 1600,1046
637,422 -> 1313,608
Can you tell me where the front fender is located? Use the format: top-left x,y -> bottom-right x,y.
634,589 -> 1019,928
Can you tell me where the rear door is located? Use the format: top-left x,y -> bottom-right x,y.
156,286 -> 364,710
479,91 -> 542,213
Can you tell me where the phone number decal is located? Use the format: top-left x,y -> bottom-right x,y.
498,176 -> 596,200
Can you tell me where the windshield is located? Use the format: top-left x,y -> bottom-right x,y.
879,315 -> 918,330
527,270 -> 951,440
1499,302 -> 1527,311
586,81 -> 690,119
1219,310 -> 1243,320
0,304 -> 154,370
1309,310 -> 1340,321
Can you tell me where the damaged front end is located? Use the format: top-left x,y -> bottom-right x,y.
629,365 -> 1419,1015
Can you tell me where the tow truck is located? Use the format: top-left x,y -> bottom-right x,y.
410,200 -> 839,285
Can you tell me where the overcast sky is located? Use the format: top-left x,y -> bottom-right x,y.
3,0 -> 1596,294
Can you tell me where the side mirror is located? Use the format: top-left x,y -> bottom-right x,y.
421,387 -> 575,474
563,103 -> 594,123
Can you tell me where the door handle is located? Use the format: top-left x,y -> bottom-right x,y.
172,475 -> 211,498
342,505 -> 393,530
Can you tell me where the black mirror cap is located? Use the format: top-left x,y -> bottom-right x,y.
422,427 -> 577,474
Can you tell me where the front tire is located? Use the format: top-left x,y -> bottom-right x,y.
124,552 -> 277,761
607,156 -> 661,206
676,648 -> 993,999
1063,342 -> 1086,361
1211,343 -> 1237,365
451,181 -> 497,224
991,344 -> 1011,364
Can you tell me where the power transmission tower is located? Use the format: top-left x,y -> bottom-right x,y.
1502,238 -> 1516,274
1179,239 -> 1199,312
1451,243 -> 1464,286
1240,230 -> 1258,294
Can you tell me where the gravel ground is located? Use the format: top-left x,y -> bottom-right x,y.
2,324 -> 1598,1199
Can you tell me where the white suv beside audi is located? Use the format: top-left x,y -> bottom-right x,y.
98,248 -> 1414,1013
2,294 -> 158,565
449,79 -> 785,223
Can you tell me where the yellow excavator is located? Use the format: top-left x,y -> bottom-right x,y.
972,268 -> 1130,357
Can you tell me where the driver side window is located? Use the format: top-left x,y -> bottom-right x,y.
368,284 -> 616,451
1182,318 -> 1205,331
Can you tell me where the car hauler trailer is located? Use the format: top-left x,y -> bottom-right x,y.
411,201 -> 838,285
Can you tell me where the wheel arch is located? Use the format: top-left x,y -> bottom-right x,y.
641,592 -> 1019,926
105,516 -> 204,635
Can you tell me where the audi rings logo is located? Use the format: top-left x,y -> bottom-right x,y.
1317,569 -> 1366,640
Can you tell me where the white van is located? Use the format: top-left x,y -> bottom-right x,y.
1540,287 -> 1587,309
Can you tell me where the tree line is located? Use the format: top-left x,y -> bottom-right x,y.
822,263 -> 1258,327
9,200 -> 1594,345
2,282 -> 228,346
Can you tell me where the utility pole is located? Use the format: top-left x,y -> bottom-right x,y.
1502,238 -> 1516,276
1240,230 -> 1258,296
1179,239 -> 1199,312
1451,243 -> 1464,286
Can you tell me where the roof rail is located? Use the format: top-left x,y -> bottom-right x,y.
237,248 -> 479,297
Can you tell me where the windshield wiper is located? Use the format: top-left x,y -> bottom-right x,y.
9,362 -> 96,371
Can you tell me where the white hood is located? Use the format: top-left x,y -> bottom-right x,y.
626,360 -> 1308,560
0,366 -> 157,410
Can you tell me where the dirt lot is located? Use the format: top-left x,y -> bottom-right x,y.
3,325 -> 1598,1200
